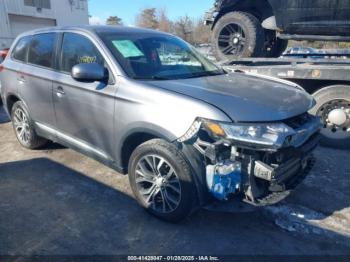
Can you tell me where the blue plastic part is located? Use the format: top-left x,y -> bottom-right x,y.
210,164 -> 241,201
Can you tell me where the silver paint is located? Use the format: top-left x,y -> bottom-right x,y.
0,26 -> 316,171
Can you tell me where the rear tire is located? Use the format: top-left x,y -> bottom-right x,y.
128,139 -> 198,222
212,11 -> 265,61
11,101 -> 48,149
309,85 -> 350,149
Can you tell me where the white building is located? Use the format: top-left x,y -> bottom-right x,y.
0,0 -> 89,48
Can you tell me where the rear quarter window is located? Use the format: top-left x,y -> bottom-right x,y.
12,36 -> 32,62
28,33 -> 56,69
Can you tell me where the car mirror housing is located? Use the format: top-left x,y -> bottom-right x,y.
71,63 -> 108,82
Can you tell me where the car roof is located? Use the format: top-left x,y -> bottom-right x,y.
18,25 -> 171,37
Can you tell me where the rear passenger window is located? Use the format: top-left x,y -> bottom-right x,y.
12,36 -> 32,62
28,33 -> 56,69
60,33 -> 104,73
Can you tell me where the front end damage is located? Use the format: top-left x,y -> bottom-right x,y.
178,113 -> 322,206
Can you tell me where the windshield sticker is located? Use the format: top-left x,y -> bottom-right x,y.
79,56 -> 97,64
112,40 -> 144,58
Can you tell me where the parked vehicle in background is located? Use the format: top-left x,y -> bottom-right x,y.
281,47 -> 327,59
0,26 -> 321,222
205,0 -> 350,60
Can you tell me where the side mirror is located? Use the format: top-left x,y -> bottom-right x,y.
71,63 -> 108,82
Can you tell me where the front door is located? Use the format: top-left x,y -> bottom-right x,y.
52,32 -> 117,160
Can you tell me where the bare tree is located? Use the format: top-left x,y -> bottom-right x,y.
136,8 -> 159,29
193,17 -> 211,44
106,16 -> 123,26
174,15 -> 194,43
157,8 -> 172,33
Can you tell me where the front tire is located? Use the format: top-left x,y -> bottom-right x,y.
128,139 -> 197,222
212,11 -> 265,61
11,101 -> 48,149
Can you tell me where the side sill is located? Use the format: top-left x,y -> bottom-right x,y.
35,122 -> 126,175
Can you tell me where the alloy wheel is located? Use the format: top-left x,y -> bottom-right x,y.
13,108 -> 31,144
135,155 -> 181,214
218,23 -> 246,57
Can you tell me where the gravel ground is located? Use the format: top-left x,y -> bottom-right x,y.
0,105 -> 350,256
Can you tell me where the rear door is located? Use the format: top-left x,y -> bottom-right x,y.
19,33 -> 57,128
269,0 -> 340,35
52,32 -> 117,159
1,36 -> 31,104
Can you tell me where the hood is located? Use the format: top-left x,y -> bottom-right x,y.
143,72 -> 315,122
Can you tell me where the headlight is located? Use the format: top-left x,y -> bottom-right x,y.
202,119 -> 296,149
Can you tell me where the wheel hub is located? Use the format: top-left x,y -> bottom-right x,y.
218,24 -> 246,56
232,36 -> 240,45
317,99 -> 350,140
155,176 -> 166,188
328,108 -> 348,126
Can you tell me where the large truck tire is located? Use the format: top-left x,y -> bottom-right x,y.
212,11 -> 265,61
309,85 -> 350,149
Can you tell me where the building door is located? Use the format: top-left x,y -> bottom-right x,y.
8,14 -> 56,38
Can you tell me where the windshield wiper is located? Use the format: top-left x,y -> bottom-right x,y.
151,76 -> 171,80
133,76 -> 171,81
184,70 -> 226,79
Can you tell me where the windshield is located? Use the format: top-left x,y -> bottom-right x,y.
99,32 -> 225,80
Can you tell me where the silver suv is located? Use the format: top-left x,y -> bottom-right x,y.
0,26 -> 321,222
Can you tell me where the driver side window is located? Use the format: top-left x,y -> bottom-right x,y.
60,33 -> 105,73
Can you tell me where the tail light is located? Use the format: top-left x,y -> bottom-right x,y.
0,48 -> 8,72
0,48 -> 9,60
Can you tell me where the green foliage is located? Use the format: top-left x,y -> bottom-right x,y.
106,16 -> 123,26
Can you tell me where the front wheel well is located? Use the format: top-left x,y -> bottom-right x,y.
6,94 -> 21,114
121,132 -> 161,173
214,0 -> 274,27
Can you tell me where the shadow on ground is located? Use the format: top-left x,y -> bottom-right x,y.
0,158 -> 349,256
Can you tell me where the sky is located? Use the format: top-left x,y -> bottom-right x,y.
88,0 -> 215,26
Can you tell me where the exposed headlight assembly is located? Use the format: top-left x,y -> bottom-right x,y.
178,118 -> 297,150
203,120 -> 296,149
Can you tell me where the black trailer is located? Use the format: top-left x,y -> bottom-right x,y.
224,58 -> 350,148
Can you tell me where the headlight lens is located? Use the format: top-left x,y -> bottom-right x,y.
203,119 -> 296,148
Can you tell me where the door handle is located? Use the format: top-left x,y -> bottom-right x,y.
56,86 -> 65,96
17,75 -> 26,83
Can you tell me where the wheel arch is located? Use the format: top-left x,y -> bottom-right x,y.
6,93 -> 21,114
118,126 -> 176,174
213,0 -> 274,29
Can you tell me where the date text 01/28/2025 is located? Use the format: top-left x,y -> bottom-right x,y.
127,256 -> 220,261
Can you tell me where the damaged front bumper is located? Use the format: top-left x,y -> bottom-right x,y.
178,113 -> 322,206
